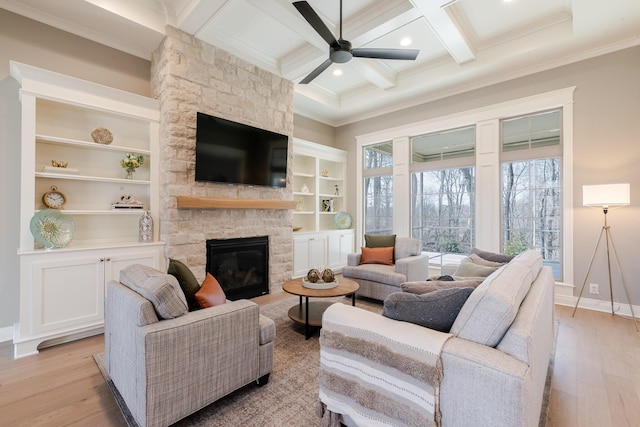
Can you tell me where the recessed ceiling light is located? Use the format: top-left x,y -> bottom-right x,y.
333,69 -> 343,76
400,37 -> 412,47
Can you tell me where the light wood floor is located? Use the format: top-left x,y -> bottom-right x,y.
1,299 -> 639,426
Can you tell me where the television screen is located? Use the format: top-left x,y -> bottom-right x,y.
195,112 -> 288,187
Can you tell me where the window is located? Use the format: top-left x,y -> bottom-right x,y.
411,126 -> 476,253
363,141 -> 393,235
501,110 -> 562,279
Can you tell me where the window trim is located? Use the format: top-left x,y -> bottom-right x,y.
355,87 -> 575,285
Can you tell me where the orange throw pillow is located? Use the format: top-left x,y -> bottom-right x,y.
195,273 -> 227,308
359,246 -> 394,266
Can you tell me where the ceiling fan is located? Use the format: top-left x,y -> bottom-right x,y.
293,0 -> 420,84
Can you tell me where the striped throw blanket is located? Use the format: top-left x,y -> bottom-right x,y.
318,304 -> 452,427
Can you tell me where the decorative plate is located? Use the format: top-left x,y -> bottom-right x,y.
30,209 -> 76,250
302,278 -> 338,289
334,211 -> 352,229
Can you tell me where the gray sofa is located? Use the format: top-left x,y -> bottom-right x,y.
104,265 -> 275,427
341,237 -> 430,300
319,249 -> 555,427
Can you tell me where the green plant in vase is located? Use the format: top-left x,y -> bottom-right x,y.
121,153 -> 144,179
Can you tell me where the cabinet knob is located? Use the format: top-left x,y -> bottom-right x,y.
99,258 -> 104,262
105,258 -> 111,262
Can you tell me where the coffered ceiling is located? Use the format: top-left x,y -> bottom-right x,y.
1,0 -> 639,126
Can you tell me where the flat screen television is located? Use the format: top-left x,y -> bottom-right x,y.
195,112 -> 288,187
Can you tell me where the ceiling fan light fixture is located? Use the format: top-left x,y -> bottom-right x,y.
400,37 -> 412,46
293,0 -> 420,84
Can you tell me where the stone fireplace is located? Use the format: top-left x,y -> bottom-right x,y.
150,26 -> 295,293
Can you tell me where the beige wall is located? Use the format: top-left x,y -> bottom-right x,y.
336,45 -> 640,305
293,113 -> 335,147
0,9 -> 150,95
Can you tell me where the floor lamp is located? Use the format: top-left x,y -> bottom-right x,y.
572,183 -> 638,331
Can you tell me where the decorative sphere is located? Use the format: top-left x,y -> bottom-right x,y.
322,268 -> 335,283
306,268 -> 320,283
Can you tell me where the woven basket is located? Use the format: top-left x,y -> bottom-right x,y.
91,127 -> 113,145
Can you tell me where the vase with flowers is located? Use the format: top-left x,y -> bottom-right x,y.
121,153 -> 144,180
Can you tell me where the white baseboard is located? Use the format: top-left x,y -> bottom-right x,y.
0,326 -> 13,343
555,290 -> 640,320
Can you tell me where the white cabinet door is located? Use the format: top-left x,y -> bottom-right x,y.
28,254 -> 104,336
327,231 -> 355,270
292,234 -> 327,277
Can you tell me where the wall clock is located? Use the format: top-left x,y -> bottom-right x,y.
42,186 -> 67,209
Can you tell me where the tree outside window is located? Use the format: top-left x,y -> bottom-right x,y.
363,142 -> 393,236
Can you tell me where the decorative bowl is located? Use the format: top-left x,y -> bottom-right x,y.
302,278 -> 338,289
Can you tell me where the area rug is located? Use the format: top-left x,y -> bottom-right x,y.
94,295 -> 382,426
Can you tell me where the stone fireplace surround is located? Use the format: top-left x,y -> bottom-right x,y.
151,26 -> 295,294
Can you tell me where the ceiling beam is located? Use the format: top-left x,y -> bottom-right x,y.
409,0 -> 475,64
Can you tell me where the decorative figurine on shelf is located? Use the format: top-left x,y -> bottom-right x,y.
320,169 -> 328,177
51,160 -> 68,168
139,211 -> 153,243
111,194 -> 144,209
296,198 -> 304,212
120,153 -> 144,180
322,198 -> 334,212
306,268 -> 321,283
301,183 -> 309,193
334,184 -> 339,196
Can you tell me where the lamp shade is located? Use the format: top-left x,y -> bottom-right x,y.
583,183 -> 630,207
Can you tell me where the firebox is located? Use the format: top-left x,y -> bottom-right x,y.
205,236 -> 269,300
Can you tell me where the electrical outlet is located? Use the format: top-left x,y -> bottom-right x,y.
589,283 -> 599,295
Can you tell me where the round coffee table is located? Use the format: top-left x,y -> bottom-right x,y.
282,277 -> 359,339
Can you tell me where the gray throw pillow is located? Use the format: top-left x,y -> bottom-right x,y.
120,264 -> 188,319
383,287 -> 475,332
470,248 -> 515,264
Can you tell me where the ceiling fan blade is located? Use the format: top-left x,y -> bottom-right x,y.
352,48 -> 419,61
293,1 -> 339,48
300,58 -> 333,84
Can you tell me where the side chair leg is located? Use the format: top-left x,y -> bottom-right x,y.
256,373 -> 270,387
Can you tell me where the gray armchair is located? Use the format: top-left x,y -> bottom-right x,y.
104,274 -> 274,427
341,237 -> 430,300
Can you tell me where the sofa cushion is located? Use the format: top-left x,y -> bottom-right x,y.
454,256 -> 502,278
195,273 -> 227,308
383,287 -> 475,332
359,246 -> 394,265
450,250 -> 541,346
395,237 -> 421,260
401,279 -> 483,295
119,264 -> 188,319
341,264 -> 406,287
470,247 -> 515,264
167,258 -> 201,311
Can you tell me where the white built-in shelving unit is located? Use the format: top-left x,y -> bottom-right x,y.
11,61 -> 165,358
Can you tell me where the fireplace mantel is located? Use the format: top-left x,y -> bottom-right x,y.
177,196 -> 296,210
